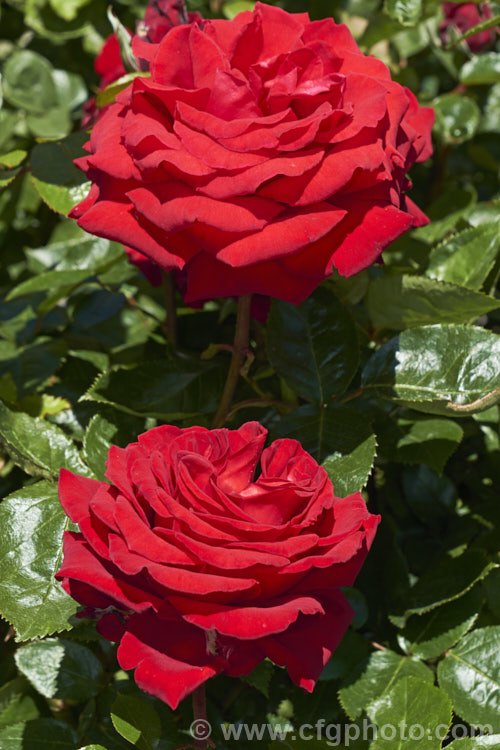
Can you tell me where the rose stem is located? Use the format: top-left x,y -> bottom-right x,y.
211,294 -> 252,429
192,684 -> 208,750
162,271 -> 178,348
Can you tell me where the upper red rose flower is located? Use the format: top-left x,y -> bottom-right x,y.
439,2 -> 497,51
70,2 -> 434,305
56,422 -> 379,709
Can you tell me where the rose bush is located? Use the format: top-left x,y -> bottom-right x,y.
56,422 -> 379,709
71,2 -> 434,305
439,2 -> 496,51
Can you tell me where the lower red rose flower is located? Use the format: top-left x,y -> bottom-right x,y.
56,422 -> 379,709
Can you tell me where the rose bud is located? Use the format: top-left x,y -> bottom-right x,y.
56,422 -> 379,709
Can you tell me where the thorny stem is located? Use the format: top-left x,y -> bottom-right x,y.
162,271 -> 178,348
211,295 -> 252,429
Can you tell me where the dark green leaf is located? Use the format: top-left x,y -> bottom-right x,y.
272,404 -> 376,489
30,133 -> 90,216
0,338 -> 66,398
267,289 -> 359,402
460,53 -> 500,85
83,410 -> 146,481
110,694 -> 162,750
389,549 -> 497,627
0,481 -> 78,641
447,737 -> 500,749
339,650 -> 433,720
0,399 -> 92,479
426,223 -> 500,291
367,678 -> 452,750
0,678 -> 39,730
362,325 -> 500,416
319,631 -> 371,681
438,626 -> 500,732
7,269 -> 96,301
366,275 -> 498,330
0,719 -> 77,750
242,660 -> 274,698
83,360 -> 223,420
15,638 -> 104,702
398,586 -> 483,660
377,415 -> 463,474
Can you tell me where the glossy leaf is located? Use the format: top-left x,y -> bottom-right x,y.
460,53 -> 500,85
267,290 -> 359,402
438,626 -> 500,732
272,404 -> 376,489
0,481 -> 78,641
390,549 -> 497,627
384,0 -> 421,26
447,737 -> 500,749
362,325 -> 500,416
83,410 -> 146,480
426,223 -> 500,291
339,650 -> 433,720
0,400 -> 91,479
365,275 -> 498,330
15,639 -> 104,702
2,51 -> 58,112
433,94 -> 481,144
367,677 -> 452,750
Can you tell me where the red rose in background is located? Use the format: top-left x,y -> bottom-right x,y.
139,0 -> 202,42
439,2 -> 496,51
56,422 -> 379,709
71,2 -> 434,305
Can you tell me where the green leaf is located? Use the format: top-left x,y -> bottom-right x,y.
27,106 -> 71,140
267,290 -> 359,402
384,0 -> 422,26
30,133 -> 90,216
222,0 -> 256,19
79,746 -> 109,750
83,411 -> 146,481
438,626 -> 500,732
433,94 -> 481,144
398,586 -> 483,660
460,53 -> 500,85
2,50 -> 58,112
272,404 -> 376,489
378,415 -> 463,474
0,481 -> 78,641
7,269 -> 96,301
0,719 -> 77,750
242,660 -> 274,698
83,360 -> 223,420
0,678 -> 39,730
0,338 -> 66,398
15,639 -> 104,702
26,234 -> 123,274
319,630 -> 371,681
447,737 -> 500,749
362,325 -> 500,417
0,151 -> 27,169
0,399 -> 92,479
402,465 -> 457,526
96,72 -> 150,107
367,678 -> 452,750
110,694 -> 162,750
366,275 -> 497,331
426,223 -> 500,291
389,549 -> 497,627
339,650 -> 434,720
481,84 -> 500,133
49,0 -> 92,22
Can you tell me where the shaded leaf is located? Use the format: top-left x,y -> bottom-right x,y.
0,719 -> 77,750
377,415 -> 463,474
426,223 -> 500,291
110,694 -> 162,750
30,133 -> 90,216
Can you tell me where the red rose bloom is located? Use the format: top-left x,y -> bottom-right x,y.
439,2 -> 496,51
56,422 -> 379,709
70,2 -> 434,305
